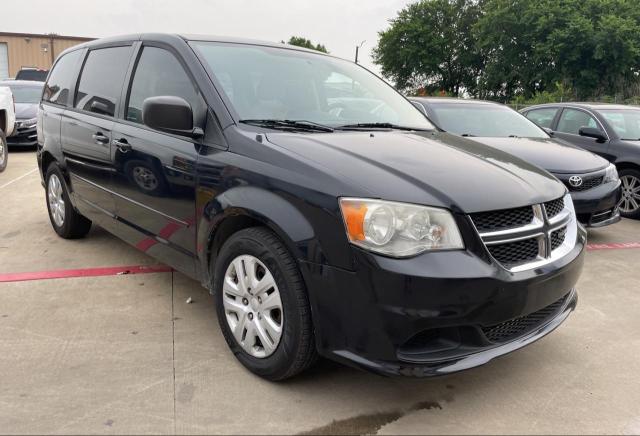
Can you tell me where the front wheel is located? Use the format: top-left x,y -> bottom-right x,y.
619,168 -> 640,219
0,130 -> 7,172
213,227 -> 317,380
45,164 -> 92,238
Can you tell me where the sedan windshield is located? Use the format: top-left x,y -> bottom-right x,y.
598,109 -> 640,140
2,84 -> 43,104
429,103 -> 548,138
190,41 -> 434,130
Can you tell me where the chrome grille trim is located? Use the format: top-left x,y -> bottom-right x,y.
471,193 -> 577,272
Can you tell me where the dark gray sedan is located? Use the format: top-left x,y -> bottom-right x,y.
522,103 -> 640,219
0,80 -> 43,147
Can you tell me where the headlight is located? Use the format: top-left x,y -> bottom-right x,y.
339,198 -> 464,257
19,118 -> 37,128
604,163 -> 618,183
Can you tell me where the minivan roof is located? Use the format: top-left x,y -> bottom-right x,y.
60,33 -> 330,58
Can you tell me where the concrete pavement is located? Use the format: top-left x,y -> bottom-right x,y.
1,150 -> 639,434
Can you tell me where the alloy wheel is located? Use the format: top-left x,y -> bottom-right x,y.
0,141 -> 5,167
620,175 -> 640,214
47,174 -> 66,227
222,255 -> 283,358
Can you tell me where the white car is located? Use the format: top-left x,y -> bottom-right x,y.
0,85 -> 16,171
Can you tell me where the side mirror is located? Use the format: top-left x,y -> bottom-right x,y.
142,96 -> 202,138
579,127 -> 607,142
542,127 -> 555,137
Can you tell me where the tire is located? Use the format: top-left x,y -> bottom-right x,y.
45,163 -> 92,239
213,227 -> 317,380
619,168 -> 640,219
0,130 -> 7,172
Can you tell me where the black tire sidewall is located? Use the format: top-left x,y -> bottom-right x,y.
0,131 -> 7,172
213,231 -> 305,379
45,164 -> 74,236
619,168 -> 640,219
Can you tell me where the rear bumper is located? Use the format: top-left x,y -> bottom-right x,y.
300,226 -> 585,377
571,180 -> 621,227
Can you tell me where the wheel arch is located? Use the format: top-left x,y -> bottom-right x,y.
198,186 -> 318,291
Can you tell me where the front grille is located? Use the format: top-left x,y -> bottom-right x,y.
487,238 -> 539,265
470,206 -> 533,232
550,227 -> 567,251
565,176 -> 603,192
544,197 -> 564,219
482,294 -> 569,343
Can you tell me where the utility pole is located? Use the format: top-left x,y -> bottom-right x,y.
355,40 -> 366,64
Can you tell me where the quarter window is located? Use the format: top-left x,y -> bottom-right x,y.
43,50 -> 83,106
556,108 -> 598,135
126,47 -> 199,124
74,46 -> 132,117
524,108 -> 558,129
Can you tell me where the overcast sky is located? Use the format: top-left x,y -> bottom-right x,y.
4,0 -> 412,76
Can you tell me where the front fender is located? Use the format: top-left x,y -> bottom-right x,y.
196,185 -> 352,285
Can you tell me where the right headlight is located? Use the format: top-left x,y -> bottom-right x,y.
339,198 -> 464,257
604,163 -> 619,183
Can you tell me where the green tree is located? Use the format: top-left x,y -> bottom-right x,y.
284,36 -> 329,53
373,0 -> 483,96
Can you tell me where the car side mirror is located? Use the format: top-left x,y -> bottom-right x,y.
142,96 -> 203,138
579,127 -> 607,142
542,127 -> 555,137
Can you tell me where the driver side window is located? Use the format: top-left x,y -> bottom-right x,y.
127,47 -> 200,125
556,108 -> 598,135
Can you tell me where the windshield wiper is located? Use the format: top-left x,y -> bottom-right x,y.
336,122 -> 429,131
240,119 -> 334,132
461,133 -> 476,137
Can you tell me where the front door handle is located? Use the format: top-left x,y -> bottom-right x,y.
92,132 -> 109,145
113,138 -> 132,153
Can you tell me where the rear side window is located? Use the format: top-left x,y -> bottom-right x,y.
557,108 -> 598,135
126,47 -> 199,124
524,108 -> 558,128
74,46 -> 132,117
43,50 -> 82,106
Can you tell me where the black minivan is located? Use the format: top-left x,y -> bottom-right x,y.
37,34 -> 585,380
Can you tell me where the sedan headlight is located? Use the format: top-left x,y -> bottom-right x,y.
19,117 -> 37,128
339,198 -> 464,257
604,163 -> 619,183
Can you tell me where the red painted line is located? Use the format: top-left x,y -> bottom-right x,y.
0,264 -> 172,283
587,242 -> 640,251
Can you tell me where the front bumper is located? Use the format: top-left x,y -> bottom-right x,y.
300,226 -> 585,377
8,123 -> 37,146
570,180 -> 622,227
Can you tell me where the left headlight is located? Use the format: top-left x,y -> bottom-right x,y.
20,118 -> 37,128
339,198 -> 464,257
604,163 -> 619,183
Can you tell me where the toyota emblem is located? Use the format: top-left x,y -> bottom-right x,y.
568,175 -> 583,187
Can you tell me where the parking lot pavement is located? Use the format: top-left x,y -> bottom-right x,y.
1,150 -> 640,435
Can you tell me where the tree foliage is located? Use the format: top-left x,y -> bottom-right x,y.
374,0 -> 640,100
284,36 -> 329,53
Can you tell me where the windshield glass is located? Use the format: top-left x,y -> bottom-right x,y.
429,103 -> 548,138
190,41 -> 433,130
2,84 -> 43,104
598,109 -> 640,140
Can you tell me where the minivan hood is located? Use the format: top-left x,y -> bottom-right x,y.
15,103 -> 37,120
469,137 -> 608,174
265,131 -> 565,213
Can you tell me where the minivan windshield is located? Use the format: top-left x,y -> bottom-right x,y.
190,41 -> 434,131
429,102 -> 548,138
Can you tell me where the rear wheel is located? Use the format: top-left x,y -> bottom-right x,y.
619,168 -> 640,219
0,130 -> 7,172
213,227 -> 317,380
45,163 -> 92,238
